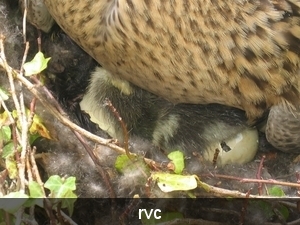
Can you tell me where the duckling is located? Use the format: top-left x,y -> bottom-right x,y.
80,67 -> 259,166
21,0 -> 300,152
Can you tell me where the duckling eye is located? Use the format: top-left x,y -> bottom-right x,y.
220,141 -> 231,152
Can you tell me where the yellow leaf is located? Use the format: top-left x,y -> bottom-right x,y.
151,173 -> 197,192
0,111 -> 11,126
30,114 -> 52,140
6,157 -> 18,179
12,109 -> 52,140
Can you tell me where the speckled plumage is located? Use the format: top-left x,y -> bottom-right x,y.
22,0 -> 300,152
266,103 -> 300,152
41,0 -> 300,120
19,0 -> 54,32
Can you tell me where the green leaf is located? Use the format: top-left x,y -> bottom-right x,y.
0,87 -> 9,101
0,192 -> 29,213
0,111 -> 11,127
268,186 -> 285,197
151,173 -> 197,192
29,133 -> 41,145
44,175 -> 63,193
115,154 -> 132,173
23,51 -> 51,76
5,157 -> 18,179
167,151 -> 185,174
63,177 -> 76,191
250,201 -> 274,220
44,175 -> 76,198
23,198 -> 44,208
0,126 -> 11,144
44,176 -> 77,215
0,210 -> 6,224
277,205 -> 289,221
2,142 -> 14,158
28,181 -> 45,198
61,192 -> 77,215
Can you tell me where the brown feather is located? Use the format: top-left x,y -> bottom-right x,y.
25,0 -> 300,122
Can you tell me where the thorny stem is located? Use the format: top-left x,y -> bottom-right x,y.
198,179 -> 299,198
104,98 -> 132,160
28,97 -> 37,128
256,155 -> 266,195
241,178 -> 300,188
73,131 -> 116,198
200,173 -> 300,189
239,190 -> 251,225
25,150 -> 33,182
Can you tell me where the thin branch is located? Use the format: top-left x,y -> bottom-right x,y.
197,179 -> 298,198
104,98 -> 132,160
240,178 -> 300,189
256,155 -> 266,195
30,146 -> 45,195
